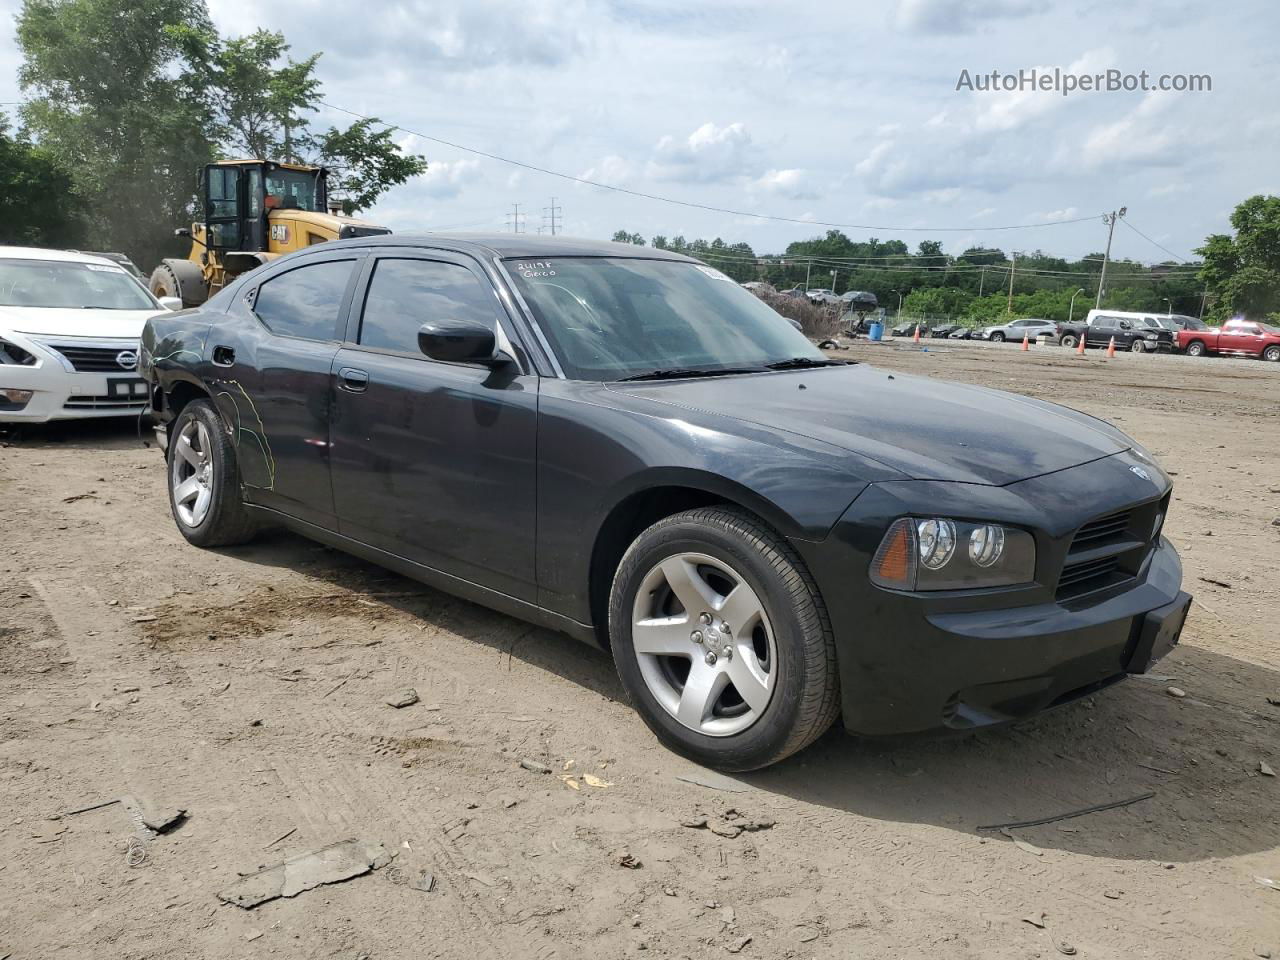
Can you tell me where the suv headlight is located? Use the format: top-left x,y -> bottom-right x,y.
870,517 -> 1036,591
1143,332 -> 1158,340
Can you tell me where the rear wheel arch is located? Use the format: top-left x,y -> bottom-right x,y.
1185,339 -> 1207,356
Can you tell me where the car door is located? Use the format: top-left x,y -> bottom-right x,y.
219,251 -> 363,528
1221,322 -> 1259,354
1087,315 -> 1116,347
328,251 -> 539,601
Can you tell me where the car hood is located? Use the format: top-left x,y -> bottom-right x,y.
0,305 -> 161,339
608,364 -> 1130,486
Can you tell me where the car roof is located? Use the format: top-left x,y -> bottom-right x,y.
319,233 -> 700,263
0,245 -> 121,266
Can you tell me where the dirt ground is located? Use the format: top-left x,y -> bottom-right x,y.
2,341 -> 1278,960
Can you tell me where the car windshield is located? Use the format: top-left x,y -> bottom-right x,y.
507,257 -> 826,381
0,258 -> 158,310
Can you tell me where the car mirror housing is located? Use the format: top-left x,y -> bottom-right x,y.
417,318 -> 505,366
158,296 -> 185,311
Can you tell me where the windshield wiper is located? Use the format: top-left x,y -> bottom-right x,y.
615,366 -> 765,382
763,357 -> 851,370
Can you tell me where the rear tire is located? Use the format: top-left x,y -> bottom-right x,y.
167,399 -> 257,547
1060,334 -> 1078,348
1185,340 -> 1206,357
608,507 -> 840,772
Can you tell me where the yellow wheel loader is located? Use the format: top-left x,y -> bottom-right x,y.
150,159 -> 391,307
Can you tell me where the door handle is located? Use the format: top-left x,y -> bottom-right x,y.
338,367 -> 369,393
212,345 -> 235,367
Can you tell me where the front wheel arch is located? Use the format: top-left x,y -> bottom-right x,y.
588,482 -> 805,648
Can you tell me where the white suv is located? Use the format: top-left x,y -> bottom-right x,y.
0,247 -> 181,423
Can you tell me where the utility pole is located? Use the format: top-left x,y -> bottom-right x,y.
1006,252 -> 1017,314
506,203 -> 524,234
1095,207 -> 1127,308
804,257 -> 813,291
542,197 -> 562,236
978,266 -> 986,298
1198,290 -> 1209,319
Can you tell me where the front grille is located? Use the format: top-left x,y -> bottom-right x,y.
44,343 -> 138,372
1055,494 -> 1169,601
63,395 -> 147,409
1057,555 -> 1123,597
1072,509 -> 1132,545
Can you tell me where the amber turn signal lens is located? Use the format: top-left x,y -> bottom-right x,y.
874,519 -> 913,587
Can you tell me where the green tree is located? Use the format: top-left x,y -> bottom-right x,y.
611,230 -> 646,245
1196,195 -> 1280,320
17,0 -> 217,267
0,111 -> 85,246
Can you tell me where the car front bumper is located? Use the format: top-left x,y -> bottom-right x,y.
0,336 -> 148,423
794,453 -> 1189,737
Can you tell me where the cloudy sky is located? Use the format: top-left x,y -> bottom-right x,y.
2,0 -> 1276,261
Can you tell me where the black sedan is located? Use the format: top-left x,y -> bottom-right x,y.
140,235 -> 1190,771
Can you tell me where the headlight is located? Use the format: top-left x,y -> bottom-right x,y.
0,335 -> 38,366
870,517 -> 1036,591
1143,332 -> 1158,340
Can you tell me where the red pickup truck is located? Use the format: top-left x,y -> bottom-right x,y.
1179,319 -> 1280,361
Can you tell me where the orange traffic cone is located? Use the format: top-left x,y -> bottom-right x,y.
1076,335 -> 1086,356
913,325 -> 921,344
1021,333 -> 1030,351
1106,336 -> 1116,358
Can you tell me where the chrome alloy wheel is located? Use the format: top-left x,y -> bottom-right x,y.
171,418 -> 214,527
630,553 -> 777,737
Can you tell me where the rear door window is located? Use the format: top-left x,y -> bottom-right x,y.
252,259 -> 356,341
356,258 -> 498,356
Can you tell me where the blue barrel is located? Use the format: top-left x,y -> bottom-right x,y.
869,321 -> 884,341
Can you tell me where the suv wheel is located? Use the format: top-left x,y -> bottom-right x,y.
608,507 -> 840,771
990,331 -> 1006,343
167,399 -> 258,547
1263,344 -> 1280,362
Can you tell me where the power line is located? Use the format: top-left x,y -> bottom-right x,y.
1120,218 -> 1193,264
318,99 -> 1103,235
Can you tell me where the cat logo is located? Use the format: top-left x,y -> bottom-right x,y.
270,224 -> 290,244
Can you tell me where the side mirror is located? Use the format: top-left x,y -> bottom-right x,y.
418,318 -> 506,366
174,227 -> 192,238
159,296 -> 184,311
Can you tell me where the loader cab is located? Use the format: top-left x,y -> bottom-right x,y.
202,160 -> 327,253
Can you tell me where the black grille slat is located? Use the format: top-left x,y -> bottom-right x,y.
1071,510 -> 1132,544
62,395 -> 147,409
45,344 -> 136,372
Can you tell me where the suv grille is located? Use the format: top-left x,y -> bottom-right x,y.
45,343 -> 139,372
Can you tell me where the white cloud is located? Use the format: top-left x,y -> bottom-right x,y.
416,158 -> 481,198
1041,206 -> 1079,221
646,122 -> 756,184
577,154 -> 633,186
750,168 -> 814,199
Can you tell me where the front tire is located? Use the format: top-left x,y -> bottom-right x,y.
990,331 -> 1005,343
167,399 -> 257,547
608,507 -> 840,772
1131,339 -> 1147,353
